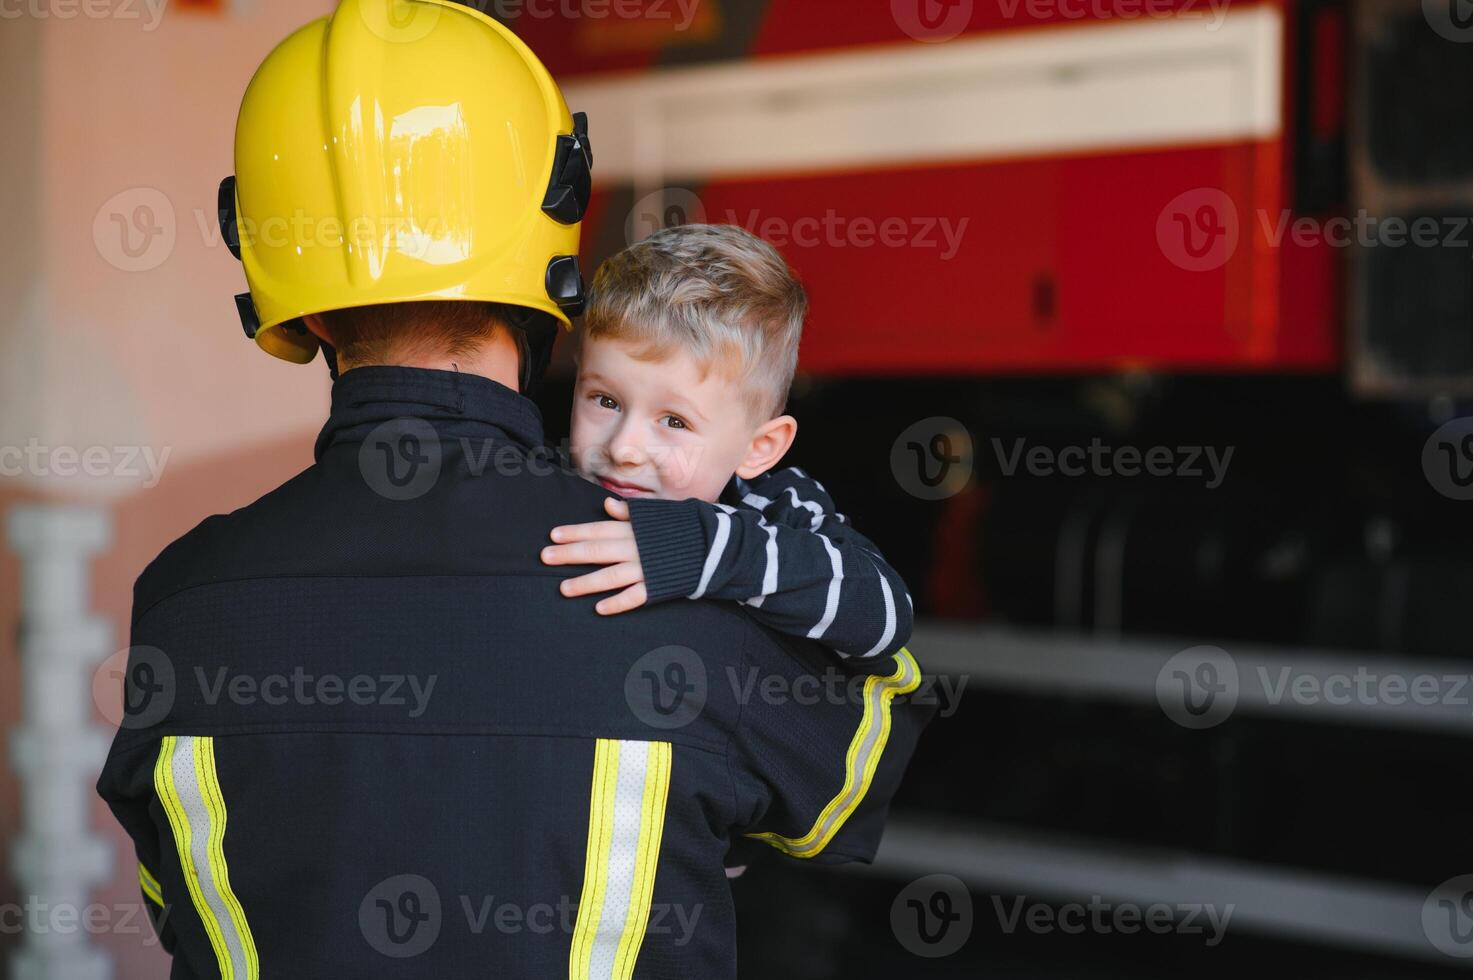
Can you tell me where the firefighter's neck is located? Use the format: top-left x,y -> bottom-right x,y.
302,314 -> 522,392
355,341 -> 521,392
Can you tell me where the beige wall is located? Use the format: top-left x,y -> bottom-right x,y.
7,1 -> 337,506
2,3 -> 337,976
1,12 -> 46,974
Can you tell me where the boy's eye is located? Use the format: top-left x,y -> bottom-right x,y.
660,414 -> 689,430
593,394 -> 619,411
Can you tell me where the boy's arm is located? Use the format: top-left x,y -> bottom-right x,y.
625,467 -> 914,659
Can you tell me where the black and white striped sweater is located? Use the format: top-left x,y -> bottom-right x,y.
626,466 -> 914,659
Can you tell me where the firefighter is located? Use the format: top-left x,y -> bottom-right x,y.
97,1 -> 932,976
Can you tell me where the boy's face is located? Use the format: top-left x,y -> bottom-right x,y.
570,337 -> 792,503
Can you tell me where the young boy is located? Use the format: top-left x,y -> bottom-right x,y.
539,224 -> 913,661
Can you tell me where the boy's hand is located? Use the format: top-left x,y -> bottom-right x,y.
541,497 -> 648,615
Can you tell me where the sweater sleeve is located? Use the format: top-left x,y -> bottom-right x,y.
625,468 -> 914,659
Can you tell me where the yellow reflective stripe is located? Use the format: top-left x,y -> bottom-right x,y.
139,864 -> 164,907
613,741 -> 671,979
570,739 -> 619,978
747,647 -> 922,859
570,739 -> 673,980
153,735 -> 260,980
197,737 -> 260,979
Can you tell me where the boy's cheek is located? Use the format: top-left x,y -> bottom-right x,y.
568,415 -> 594,467
653,443 -> 722,501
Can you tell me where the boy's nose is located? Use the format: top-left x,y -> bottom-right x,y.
607,429 -> 647,468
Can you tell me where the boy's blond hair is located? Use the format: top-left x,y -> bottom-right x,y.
581,224 -> 807,419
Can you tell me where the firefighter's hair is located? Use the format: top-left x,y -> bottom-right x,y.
579,224 -> 807,420
315,301 -> 526,370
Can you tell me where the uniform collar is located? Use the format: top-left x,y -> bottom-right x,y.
313,365 -> 546,462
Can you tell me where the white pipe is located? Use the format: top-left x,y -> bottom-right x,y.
7,505 -> 114,980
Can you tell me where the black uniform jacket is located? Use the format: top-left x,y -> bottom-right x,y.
97,365 -> 932,979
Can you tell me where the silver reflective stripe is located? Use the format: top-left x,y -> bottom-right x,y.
586,740 -> 651,978
164,736 -> 255,980
747,650 -> 922,858
570,739 -> 672,980
810,652 -> 920,837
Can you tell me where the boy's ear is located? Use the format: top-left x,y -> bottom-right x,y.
736,415 -> 798,480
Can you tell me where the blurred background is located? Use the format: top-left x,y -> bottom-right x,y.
2,0 -> 1473,976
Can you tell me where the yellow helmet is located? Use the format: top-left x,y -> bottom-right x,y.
219,0 -> 590,381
